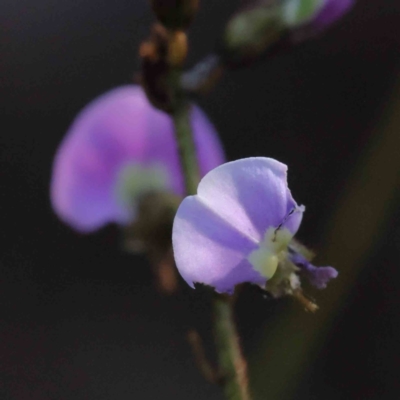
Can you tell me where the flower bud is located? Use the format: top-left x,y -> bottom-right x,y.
283,0 -> 354,42
167,30 -> 188,66
220,3 -> 287,67
151,0 -> 199,30
219,0 -> 354,67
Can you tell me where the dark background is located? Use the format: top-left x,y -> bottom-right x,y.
1,0 -> 400,399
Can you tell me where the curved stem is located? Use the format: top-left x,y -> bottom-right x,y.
214,294 -> 252,400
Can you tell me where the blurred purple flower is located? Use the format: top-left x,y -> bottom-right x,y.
172,157 -> 337,294
284,0 -> 354,41
51,85 -> 225,232
313,0 -> 354,30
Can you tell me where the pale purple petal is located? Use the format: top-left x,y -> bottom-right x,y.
51,86 -> 148,231
313,0 -> 354,30
195,158 -> 303,242
289,250 -> 338,289
279,204 -> 305,235
51,85 -> 225,232
172,196 -> 264,293
289,0 -> 354,42
173,157 -> 304,292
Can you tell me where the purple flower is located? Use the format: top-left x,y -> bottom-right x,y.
283,0 -> 354,41
172,157 -> 337,295
51,85 -> 225,232
312,0 -> 354,30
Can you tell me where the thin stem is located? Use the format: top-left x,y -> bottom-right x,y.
171,67 -> 251,400
171,100 -> 199,195
214,294 -> 252,400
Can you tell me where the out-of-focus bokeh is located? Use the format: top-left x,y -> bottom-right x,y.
1,0 -> 400,399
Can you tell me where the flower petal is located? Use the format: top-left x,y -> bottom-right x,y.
173,157 -> 304,292
51,86 -> 148,231
285,0 -> 354,42
313,0 -> 354,30
280,204 -> 305,234
172,196 -> 264,293
283,0 -> 327,28
51,85 -> 225,232
289,250 -> 338,289
195,157 -> 302,242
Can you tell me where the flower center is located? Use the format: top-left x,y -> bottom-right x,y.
247,227 -> 293,279
114,163 -> 170,209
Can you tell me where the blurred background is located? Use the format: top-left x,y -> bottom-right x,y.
1,0 -> 400,399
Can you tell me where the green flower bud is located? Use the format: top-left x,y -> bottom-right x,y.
221,3 -> 287,67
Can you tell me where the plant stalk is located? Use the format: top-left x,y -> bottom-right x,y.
171,99 -> 199,195
171,68 -> 251,400
213,294 -> 252,400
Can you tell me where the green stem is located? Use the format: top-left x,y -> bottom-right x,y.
171,101 -> 199,195
171,68 -> 250,400
214,294 -> 252,400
